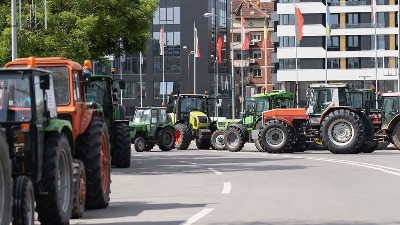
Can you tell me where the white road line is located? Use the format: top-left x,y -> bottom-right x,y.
208,168 -> 222,175
134,154 -> 142,157
179,161 -> 187,163
221,182 -> 231,194
181,208 -> 214,225
189,162 -> 198,165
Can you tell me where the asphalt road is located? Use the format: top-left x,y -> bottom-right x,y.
65,143 -> 400,225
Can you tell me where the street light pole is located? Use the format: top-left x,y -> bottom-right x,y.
11,0 -> 17,61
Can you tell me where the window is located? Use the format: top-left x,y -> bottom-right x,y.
253,68 -> 262,77
327,58 -> 339,69
122,82 -> 147,99
153,7 -> 180,25
154,82 -> 180,99
253,50 -> 262,59
252,33 -> 261,41
236,34 -> 241,42
327,36 -> 339,50
279,59 -> 297,69
371,35 -> 386,50
279,14 -> 294,25
153,31 -> 181,73
347,13 -> 359,24
347,58 -> 360,69
279,36 -> 295,47
347,36 -> 359,50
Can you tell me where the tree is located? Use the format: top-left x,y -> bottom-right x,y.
0,0 -> 158,66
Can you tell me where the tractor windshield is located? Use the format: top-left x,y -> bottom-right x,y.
382,96 -> 400,126
87,80 -> 111,105
180,97 -> 207,114
39,66 -> 70,105
309,89 -> 332,114
347,91 -> 376,109
0,74 -> 32,122
254,98 -> 269,115
133,109 -> 151,123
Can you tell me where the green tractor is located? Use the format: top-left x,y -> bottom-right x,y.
86,71 -> 131,168
0,66 -> 75,224
169,93 -> 217,150
130,107 -> 175,152
212,91 -> 293,152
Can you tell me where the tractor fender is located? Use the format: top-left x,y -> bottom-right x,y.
319,106 -> 363,126
79,109 -> 99,135
387,114 -> 400,132
45,119 -> 75,152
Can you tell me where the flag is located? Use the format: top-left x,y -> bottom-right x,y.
326,4 -> 332,36
159,25 -> 164,56
371,0 -> 377,25
217,36 -> 223,64
120,53 -> 126,63
195,27 -> 201,57
295,6 -> 304,41
241,17 -> 249,50
139,51 -> 143,65
262,17 -> 269,52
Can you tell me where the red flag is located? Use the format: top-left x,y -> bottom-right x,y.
195,27 -> 201,57
261,17 -> 269,52
295,6 -> 304,41
217,36 -> 223,64
160,25 -> 164,55
241,17 -> 249,50
371,0 -> 377,25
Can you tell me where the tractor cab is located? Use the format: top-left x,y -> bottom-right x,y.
170,94 -> 212,129
381,92 -> 400,129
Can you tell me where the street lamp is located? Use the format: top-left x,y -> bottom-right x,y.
183,46 -> 194,93
203,8 -> 235,119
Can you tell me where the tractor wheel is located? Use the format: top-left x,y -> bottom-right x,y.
71,159 -> 86,219
175,123 -> 192,150
158,126 -> 175,151
258,120 -> 293,153
358,113 -> 377,153
77,117 -> 111,209
112,124 -> 131,168
36,133 -> 73,225
0,130 -> 12,225
12,175 -> 34,225
392,122 -> 400,150
224,126 -> 245,152
134,137 -> 146,152
320,109 -> 364,154
211,130 -> 226,150
196,138 -> 211,149
118,105 -> 126,120
254,121 -> 264,152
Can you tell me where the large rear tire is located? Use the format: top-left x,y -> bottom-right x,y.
112,124 -> 131,168
36,133 -> 73,225
258,120 -> 293,153
211,130 -> 225,150
224,126 -> 245,152
175,123 -> 192,150
392,122 -> 400,150
158,126 -> 175,151
12,175 -> 34,225
320,109 -> 364,154
71,159 -> 86,219
77,117 -> 111,209
195,138 -> 211,149
0,129 -> 11,225
254,121 -> 264,152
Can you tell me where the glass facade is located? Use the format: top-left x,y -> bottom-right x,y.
154,81 -> 181,99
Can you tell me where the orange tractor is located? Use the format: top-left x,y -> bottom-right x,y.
254,83 -> 375,154
5,57 -> 111,213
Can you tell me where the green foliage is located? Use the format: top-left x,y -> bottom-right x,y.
0,0 -> 158,66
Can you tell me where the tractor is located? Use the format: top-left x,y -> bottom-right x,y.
0,126 -> 11,225
376,92 -> 400,150
169,93 -> 217,150
0,65 -> 75,224
255,83 -> 374,154
6,57 -> 111,213
87,70 -> 131,168
216,91 -> 293,152
130,107 -> 175,152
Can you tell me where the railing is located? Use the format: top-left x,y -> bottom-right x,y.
331,1 -> 367,6
331,23 -> 386,29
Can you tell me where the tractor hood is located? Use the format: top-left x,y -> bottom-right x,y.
190,111 -> 209,129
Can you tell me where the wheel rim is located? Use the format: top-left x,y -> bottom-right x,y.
58,149 -> 71,212
215,134 -> 224,147
137,138 -> 145,150
175,130 -> 181,144
0,160 -> 5,221
328,119 -> 354,146
227,132 -> 238,147
265,128 -> 284,147
100,132 -> 109,193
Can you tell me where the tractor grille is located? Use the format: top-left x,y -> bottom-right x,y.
198,116 -> 208,123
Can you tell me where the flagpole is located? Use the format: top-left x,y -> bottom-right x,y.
140,52 -> 143,107
295,4 -> 299,108
325,0 -> 328,84
240,19 -> 244,113
193,22 -> 196,94
162,45 -> 165,105
264,17 -> 268,90
374,22 -> 378,109
231,0 -> 235,120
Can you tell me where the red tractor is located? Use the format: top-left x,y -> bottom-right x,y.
255,83 -> 375,154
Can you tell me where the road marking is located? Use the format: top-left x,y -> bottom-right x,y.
179,161 -> 187,163
208,168 -> 222,175
189,162 -> 198,165
221,182 -> 231,194
134,154 -> 142,156
181,208 -> 214,225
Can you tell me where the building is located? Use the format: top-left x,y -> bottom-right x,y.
272,0 -> 399,107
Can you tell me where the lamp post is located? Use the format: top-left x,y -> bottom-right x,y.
183,46 -> 194,93
204,9 -> 235,119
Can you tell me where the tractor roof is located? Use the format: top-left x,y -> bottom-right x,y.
253,91 -> 293,99
309,83 -> 348,88
0,67 -> 52,74
5,57 -> 83,71
347,88 -> 374,93
91,73 -> 112,79
382,92 -> 400,97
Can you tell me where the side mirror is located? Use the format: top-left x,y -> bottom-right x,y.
82,70 -> 91,86
112,92 -> 119,103
40,74 -> 50,90
119,80 -> 126,90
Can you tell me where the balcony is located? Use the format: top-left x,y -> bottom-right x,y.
330,1 -> 367,6
233,60 -> 249,67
